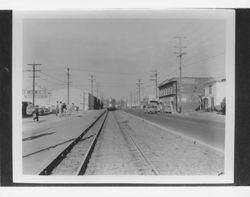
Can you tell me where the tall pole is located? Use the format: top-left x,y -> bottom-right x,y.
91,75 -> 94,96
150,69 -> 158,99
67,67 -> 70,104
27,63 -> 41,106
130,91 -> 132,108
136,79 -> 143,108
33,65 -> 35,105
174,36 -> 187,113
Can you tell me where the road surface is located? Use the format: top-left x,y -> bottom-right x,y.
123,109 -> 225,152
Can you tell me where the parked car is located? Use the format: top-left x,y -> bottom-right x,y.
144,105 -> 158,114
22,101 -> 35,117
162,105 -> 172,113
38,106 -> 50,115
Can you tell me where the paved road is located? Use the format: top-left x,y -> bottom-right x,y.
123,109 -> 225,152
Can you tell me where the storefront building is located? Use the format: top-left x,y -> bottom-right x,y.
158,77 -> 211,113
202,77 -> 226,111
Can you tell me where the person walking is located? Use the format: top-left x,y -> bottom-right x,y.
59,101 -> 62,117
62,102 -> 66,116
56,101 -> 59,116
33,106 -> 39,122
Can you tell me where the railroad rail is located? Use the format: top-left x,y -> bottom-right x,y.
113,111 -> 160,175
39,110 -> 108,175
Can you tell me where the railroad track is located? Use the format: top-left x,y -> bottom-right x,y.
39,110 -> 108,175
113,111 -> 160,175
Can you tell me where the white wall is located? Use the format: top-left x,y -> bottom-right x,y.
50,87 -> 84,109
215,81 -> 226,106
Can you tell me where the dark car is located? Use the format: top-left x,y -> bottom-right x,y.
38,106 -> 50,115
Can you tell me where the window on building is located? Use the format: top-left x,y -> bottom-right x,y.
209,85 -> 212,94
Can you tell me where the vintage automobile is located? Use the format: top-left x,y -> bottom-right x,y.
162,105 -> 172,113
144,105 -> 158,114
22,101 -> 35,117
38,106 -> 50,115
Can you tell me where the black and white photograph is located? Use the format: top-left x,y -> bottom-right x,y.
12,10 -> 235,184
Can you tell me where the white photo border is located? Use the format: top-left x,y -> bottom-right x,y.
13,9 -> 235,184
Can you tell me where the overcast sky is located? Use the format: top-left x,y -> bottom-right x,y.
22,17 -> 226,100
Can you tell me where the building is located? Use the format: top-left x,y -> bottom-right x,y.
82,90 -> 103,110
22,83 -> 51,107
23,85 -> 102,111
83,90 -> 94,110
158,77 -> 211,113
202,77 -> 226,111
50,87 -> 84,109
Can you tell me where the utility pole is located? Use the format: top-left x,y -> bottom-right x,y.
150,69 -> 158,99
90,75 -> 94,96
174,36 -> 187,113
136,79 -> 143,108
133,91 -> 136,107
67,67 -> 70,104
27,63 -> 41,106
130,91 -> 132,108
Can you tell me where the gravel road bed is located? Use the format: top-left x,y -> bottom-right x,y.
118,111 -> 224,175
85,112 -> 155,175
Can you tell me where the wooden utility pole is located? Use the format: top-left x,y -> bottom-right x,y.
67,67 -> 70,104
90,75 -> 94,96
150,69 -> 158,99
27,63 -> 41,106
136,79 -> 143,108
174,36 -> 187,113
130,91 -> 132,108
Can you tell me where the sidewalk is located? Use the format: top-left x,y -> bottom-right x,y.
22,109 -> 105,174
22,110 -> 100,138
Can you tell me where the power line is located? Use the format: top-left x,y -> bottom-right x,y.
40,71 -> 66,83
39,77 -> 65,86
183,52 -> 225,68
71,67 -> 145,76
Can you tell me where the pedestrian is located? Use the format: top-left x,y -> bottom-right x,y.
62,102 -> 66,116
56,101 -> 59,116
33,106 -> 39,122
59,101 -> 62,117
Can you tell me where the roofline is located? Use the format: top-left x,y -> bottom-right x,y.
158,76 -> 213,87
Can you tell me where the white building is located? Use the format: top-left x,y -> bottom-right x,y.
50,87 -> 84,110
202,77 -> 226,111
82,90 -> 94,110
22,85 -> 96,111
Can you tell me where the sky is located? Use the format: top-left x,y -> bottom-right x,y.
22,17 -> 226,100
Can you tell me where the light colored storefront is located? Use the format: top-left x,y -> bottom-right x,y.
202,77 -> 226,111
